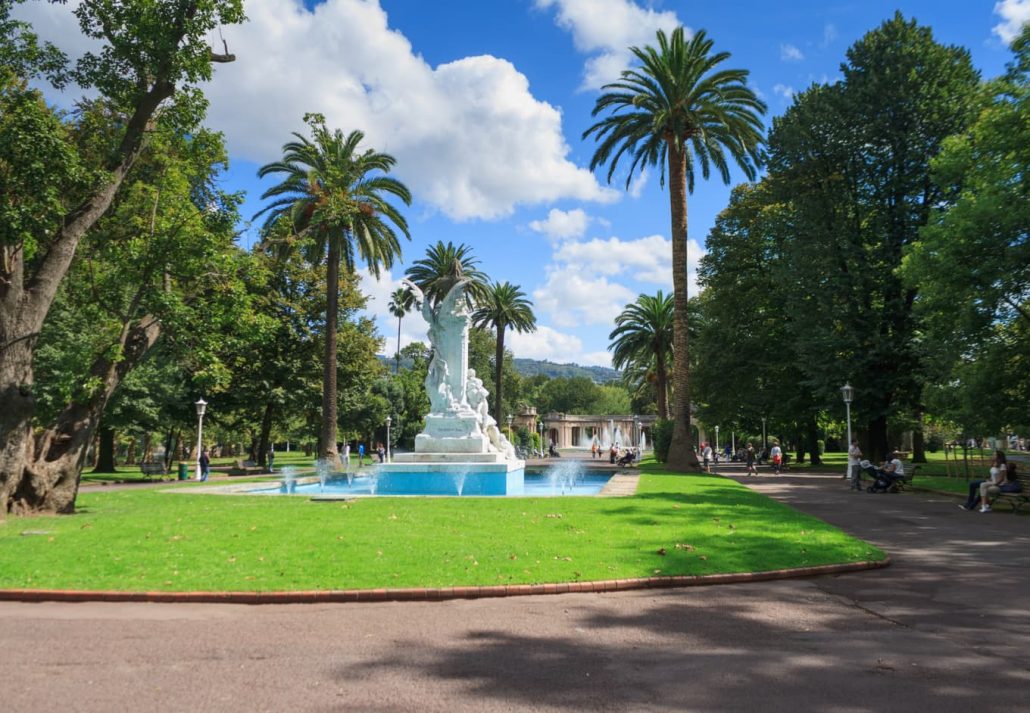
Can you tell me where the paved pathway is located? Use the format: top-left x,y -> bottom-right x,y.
2,471 -> 1027,712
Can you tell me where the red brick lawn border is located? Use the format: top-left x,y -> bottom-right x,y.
0,558 -> 889,605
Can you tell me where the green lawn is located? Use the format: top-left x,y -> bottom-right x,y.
0,462 -> 883,593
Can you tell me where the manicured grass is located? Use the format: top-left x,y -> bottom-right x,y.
0,461 -> 883,593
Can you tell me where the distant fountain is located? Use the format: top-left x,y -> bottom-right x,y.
601,426 -> 611,446
315,460 -> 329,492
451,466 -> 471,496
548,459 -> 584,495
367,471 -> 379,496
640,431 -> 647,451
613,425 -> 623,447
281,466 -> 297,494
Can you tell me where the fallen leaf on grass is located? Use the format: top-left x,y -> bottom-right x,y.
699,555 -> 708,561
545,513 -> 563,519
656,548 -> 667,556
675,543 -> 695,551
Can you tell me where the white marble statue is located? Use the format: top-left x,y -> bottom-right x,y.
403,277 -> 473,416
466,369 -> 516,460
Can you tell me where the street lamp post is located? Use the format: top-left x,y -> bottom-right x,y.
761,417 -> 767,451
841,383 -> 854,451
194,398 -> 207,480
715,425 -> 720,453
386,415 -> 392,464
538,420 -> 544,456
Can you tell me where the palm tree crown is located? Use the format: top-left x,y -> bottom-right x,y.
584,28 -> 766,191
584,27 -> 766,471
609,291 -> 674,419
405,241 -> 489,308
388,286 -> 415,374
472,281 -> 536,425
256,118 -> 411,278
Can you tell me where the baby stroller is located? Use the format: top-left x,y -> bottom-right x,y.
617,450 -> 636,466
859,460 -> 902,493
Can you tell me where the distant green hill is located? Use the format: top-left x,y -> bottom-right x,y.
377,355 -> 620,383
512,358 -> 620,383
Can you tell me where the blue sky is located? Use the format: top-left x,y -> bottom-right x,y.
18,0 -> 1029,366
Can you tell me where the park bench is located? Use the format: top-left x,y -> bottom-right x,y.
991,471 -> 1030,513
229,459 -> 264,476
139,461 -> 166,481
892,463 -> 920,491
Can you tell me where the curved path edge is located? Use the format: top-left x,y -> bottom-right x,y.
0,557 -> 889,605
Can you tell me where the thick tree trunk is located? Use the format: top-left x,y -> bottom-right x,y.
20,317 -> 162,514
124,437 -> 136,466
912,410 -> 927,463
807,417 -> 822,465
869,414 -> 889,464
493,325 -> 506,428
655,351 -> 669,420
93,426 -> 117,473
257,401 -> 274,468
319,242 -> 342,467
665,141 -> 700,470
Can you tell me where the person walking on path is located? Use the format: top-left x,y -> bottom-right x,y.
848,439 -> 863,490
358,442 -> 366,467
745,443 -> 758,476
198,448 -> 210,482
770,441 -> 783,474
702,442 -> 713,473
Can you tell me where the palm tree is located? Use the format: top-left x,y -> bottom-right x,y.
256,116 -> 411,466
584,28 -> 766,470
388,286 -> 415,373
472,282 -> 537,426
609,292 -> 674,420
405,241 -> 489,307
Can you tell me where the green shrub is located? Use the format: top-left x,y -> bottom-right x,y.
816,439 -> 825,455
926,434 -> 944,453
653,419 -> 674,462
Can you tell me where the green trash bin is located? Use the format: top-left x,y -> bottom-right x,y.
177,462 -> 190,481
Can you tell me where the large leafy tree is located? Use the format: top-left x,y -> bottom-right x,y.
766,14 -> 980,461
472,281 -> 536,425
0,0 -> 243,515
257,116 -> 411,466
609,291 -> 674,420
585,28 -> 766,470
904,27 -> 1030,434
388,286 -> 415,374
26,119 -> 248,508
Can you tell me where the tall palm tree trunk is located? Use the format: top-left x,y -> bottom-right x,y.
493,324 -> 506,428
320,241 -> 342,466
395,316 -> 403,374
655,351 -> 670,420
666,142 -> 700,470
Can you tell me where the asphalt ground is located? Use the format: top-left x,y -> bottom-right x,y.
2,468 -> 1027,712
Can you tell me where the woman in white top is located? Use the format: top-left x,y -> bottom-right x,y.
848,439 -> 863,490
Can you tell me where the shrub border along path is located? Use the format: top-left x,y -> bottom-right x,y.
0,558 -> 888,604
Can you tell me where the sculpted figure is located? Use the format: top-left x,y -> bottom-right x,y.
403,278 -> 472,414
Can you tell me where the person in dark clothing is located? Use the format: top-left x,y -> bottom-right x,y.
198,448 -> 210,482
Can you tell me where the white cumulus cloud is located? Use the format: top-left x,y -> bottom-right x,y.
780,43 -> 804,61
528,208 -> 592,241
16,0 -> 617,221
508,326 -> 610,366
773,83 -> 796,101
994,0 -> 1030,43
535,0 -> 685,89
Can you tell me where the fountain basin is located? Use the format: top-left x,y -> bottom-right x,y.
253,464 -> 608,497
